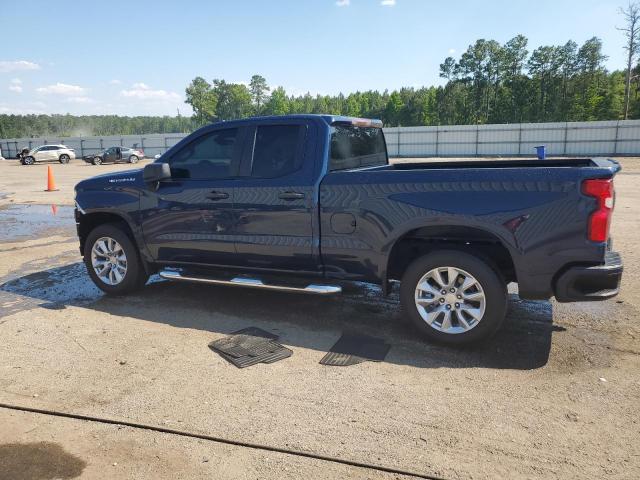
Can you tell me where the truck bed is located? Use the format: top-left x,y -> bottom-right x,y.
382,157 -> 617,171
319,156 -> 621,299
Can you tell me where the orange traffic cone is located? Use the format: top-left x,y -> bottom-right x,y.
45,165 -> 59,192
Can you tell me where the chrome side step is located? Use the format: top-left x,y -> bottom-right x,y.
158,270 -> 342,295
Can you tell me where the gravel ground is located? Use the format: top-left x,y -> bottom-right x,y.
0,157 -> 639,479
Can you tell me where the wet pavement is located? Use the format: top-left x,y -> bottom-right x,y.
0,204 -> 74,242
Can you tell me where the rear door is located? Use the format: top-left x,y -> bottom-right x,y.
140,126 -> 246,266
233,120 -> 319,273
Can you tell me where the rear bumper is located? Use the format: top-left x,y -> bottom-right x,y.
554,251 -> 623,302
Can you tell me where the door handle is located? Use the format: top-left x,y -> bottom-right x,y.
278,191 -> 305,200
206,191 -> 229,200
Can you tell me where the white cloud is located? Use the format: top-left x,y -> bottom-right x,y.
11,78 -> 22,84
336,0 -> 350,6
0,60 -> 40,73
120,83 -> 181,101
66,96 -> 95,104
36,82 -> 88,96
9,85 -> 23,93
448,48 -> 456,54
380,0 -> 396,5
109,79 -> 122,85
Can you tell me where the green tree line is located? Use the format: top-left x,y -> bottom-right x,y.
2,34 -> 639,139
185,36 -> 638,126
0,114 -> 199,139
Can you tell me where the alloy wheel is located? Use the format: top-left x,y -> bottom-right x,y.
91,236 -> 128,285
414,266 -> 486,334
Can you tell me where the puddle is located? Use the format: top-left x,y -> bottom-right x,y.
0,263 -> 101,318
0,204 -> 74,242
0,442 -> 86,480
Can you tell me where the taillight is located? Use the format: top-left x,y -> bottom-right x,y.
582,178 -> 614,242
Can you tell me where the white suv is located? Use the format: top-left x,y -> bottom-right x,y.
21,145 -> 76,165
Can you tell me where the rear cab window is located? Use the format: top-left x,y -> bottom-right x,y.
250,125 -> 305,178
329,125 -> 387,171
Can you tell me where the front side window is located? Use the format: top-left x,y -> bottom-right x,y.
251,125 -> 303,178
329,125 -> 387,171
169,128 -> 239,179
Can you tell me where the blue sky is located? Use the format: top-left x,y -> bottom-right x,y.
0,0 -> 631,116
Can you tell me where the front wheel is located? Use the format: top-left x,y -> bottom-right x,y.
84,224 -> 149,295
92,156 -> 102,165
23,156 -> 35,165
400,250 -> 507,345
59,154 -> 70,164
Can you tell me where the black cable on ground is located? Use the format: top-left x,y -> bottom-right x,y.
0,402 -> 447,480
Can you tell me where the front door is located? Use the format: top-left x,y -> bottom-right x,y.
234,122 -> 318,274
140,126 -> 245,267
103,147 -> 117,163
35,146 -> 54,162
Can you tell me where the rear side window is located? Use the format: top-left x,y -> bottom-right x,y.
169,128 -> 239,179
329,125 -> 387,171
251,125 -> 303,178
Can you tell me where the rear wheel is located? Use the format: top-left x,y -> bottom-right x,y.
128,155 -> 139,164
84,224 -> 149,295
400,250 -> 507,345
59,154 -> 70,164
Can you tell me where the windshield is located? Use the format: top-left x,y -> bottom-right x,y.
329,125 -> 387,171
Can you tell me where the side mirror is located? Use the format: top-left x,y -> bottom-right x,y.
143,162 -> 171,183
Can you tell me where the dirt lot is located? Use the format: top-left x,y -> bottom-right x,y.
0,157 -> 639,479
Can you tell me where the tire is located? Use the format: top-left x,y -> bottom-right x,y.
59,154 -> 70,164
92,156 -> 102,165
400,250 -> 507,345
84,223 -> 149,295
128,155 -> 139,164
23,156 -> 35,165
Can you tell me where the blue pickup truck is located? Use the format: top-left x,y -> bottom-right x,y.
74,114 -> 623,344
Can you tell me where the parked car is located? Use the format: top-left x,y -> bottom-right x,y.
21,145 -> 75,165
74,114 -> 623,345
83,146 -> 144,165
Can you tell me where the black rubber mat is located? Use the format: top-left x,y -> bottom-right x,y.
232,326 -> 279,340
320,332 -> 391,366
209,327 -> 292,368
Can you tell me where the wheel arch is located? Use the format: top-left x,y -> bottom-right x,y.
78,211 -> 135,254
383,224 -> 517,293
